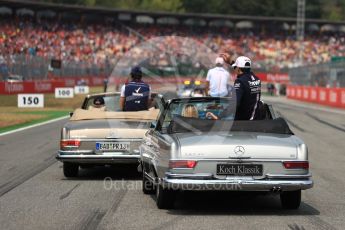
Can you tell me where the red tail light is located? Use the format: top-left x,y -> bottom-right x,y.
60,140 -> 81,149
283,161 -> 309,169
169,160 -> 197,169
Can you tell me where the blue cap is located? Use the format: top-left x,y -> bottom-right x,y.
130,66 -> 142,77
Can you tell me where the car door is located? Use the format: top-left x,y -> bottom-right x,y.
141,94 -> 166,177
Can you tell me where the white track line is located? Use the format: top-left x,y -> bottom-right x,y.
0,115 -> 69,137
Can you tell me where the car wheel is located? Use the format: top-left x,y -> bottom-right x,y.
280,190 -> 301,209
156,184 -> 176,209
63,162 -> 79,178
142,167 -> 155,194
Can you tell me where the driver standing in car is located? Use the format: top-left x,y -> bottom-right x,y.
231,56 -> 261,120
119,66 -> 151,111
206,55 -> 261,120
206,57 -> 230,97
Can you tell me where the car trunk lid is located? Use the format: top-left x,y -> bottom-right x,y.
65,119 -> 149,139
175,132 -> 297,160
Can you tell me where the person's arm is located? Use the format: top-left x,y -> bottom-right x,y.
119,85 -> 126,111
206,112 -> 219,120
119,97 -> 125,111
234,78 -> 244,108
206,70 -> 211,95
147,87 -> 152,109
219,53 -> 231,65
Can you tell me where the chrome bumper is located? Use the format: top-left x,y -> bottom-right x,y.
161,173 -> 313,191
56,150 -> 140,164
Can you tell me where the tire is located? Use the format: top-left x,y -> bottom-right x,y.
142,167 -> 155,194
280,190 -> 301,209
63,162 -> 79,178
156,185 -> 176,209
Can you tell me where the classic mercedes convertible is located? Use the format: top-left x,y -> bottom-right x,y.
57,92 -> 159,177
139,96 -> 313,209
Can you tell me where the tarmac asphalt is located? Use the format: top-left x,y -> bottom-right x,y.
0,96 -> 344,230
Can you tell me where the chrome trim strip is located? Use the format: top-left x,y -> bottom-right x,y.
59,150 -> 94,154
228,157 -> 252,159
62,138 -> 142,142
166,173 -> 213,179
165,172 -> 311,180
161,178 -> 313,191
168,159 -> 306,162
57,154 -> 140,159
265,173 -> 312,179
58,155 -> 140,158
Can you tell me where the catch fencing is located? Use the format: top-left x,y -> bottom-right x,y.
287,60 -> 345,109
289,61 -> 345,88
0,54 -> 114,81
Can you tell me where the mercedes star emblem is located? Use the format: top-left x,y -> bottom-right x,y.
234,146 -> 245,156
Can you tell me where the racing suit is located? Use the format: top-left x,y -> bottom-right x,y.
234,72 -> 261,120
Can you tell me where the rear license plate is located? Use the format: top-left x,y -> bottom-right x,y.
95,142 -> 130,151
216,164 -> 263,176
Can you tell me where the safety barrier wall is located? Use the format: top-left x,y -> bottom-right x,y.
0,77 -> 199,94
256,73 -> 289,83
287,85 -> 345,109
0,72 -> 288,95
0,77 -> 107,94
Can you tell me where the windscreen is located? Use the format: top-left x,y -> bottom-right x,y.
161,98 -> 292,135
161,98 -> 236,130
85,94 -> 121,111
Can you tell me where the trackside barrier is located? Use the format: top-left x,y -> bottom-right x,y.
287,85 -> 345,109
0,81 -> 66,95
0,77 -> 207,94
1,72 -> 289,95
0,77 -> 107,94
256,73 -> 289,83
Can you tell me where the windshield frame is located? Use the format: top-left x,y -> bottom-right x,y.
156,97 -> 235,133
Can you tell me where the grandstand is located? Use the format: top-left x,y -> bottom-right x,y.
0,0 -> 345,82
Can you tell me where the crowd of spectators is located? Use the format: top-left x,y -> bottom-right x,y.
1,16 -> 345,77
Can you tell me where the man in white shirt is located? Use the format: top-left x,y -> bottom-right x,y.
206,57 -> 230,97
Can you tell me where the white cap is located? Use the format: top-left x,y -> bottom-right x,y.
215,57 -> 224,65
232,56 -> 251,68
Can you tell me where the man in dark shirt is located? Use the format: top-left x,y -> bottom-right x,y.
206,56 -> 261,120
231,56 -> 261,120
119,66 -> 151,111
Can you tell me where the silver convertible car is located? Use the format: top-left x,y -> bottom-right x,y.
57,92 -> 159,177
140,96 -> 313,209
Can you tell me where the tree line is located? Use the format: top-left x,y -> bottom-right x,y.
38,0 -> 345,21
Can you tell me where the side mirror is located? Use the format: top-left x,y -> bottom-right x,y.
69,112 -> 74,117
150,121 -> 157,129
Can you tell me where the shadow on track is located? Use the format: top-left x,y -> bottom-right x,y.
149,191 -> 319,216
60,164 -> 141,181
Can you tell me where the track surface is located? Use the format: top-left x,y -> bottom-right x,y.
1,97 -> 344,230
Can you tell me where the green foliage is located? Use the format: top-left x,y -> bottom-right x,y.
320,0 -> 345,21
37,0 -> 345,21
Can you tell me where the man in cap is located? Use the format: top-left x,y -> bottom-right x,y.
205,56 -> 230,97
119,66 -> 151,111
231,56 -> 261,120
89,96 -> 106,111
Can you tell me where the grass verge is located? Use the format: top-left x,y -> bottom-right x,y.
0,110 -> 70,134
0,86 -> 103,133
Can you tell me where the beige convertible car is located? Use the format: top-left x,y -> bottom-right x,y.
57,92 -> 159,177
